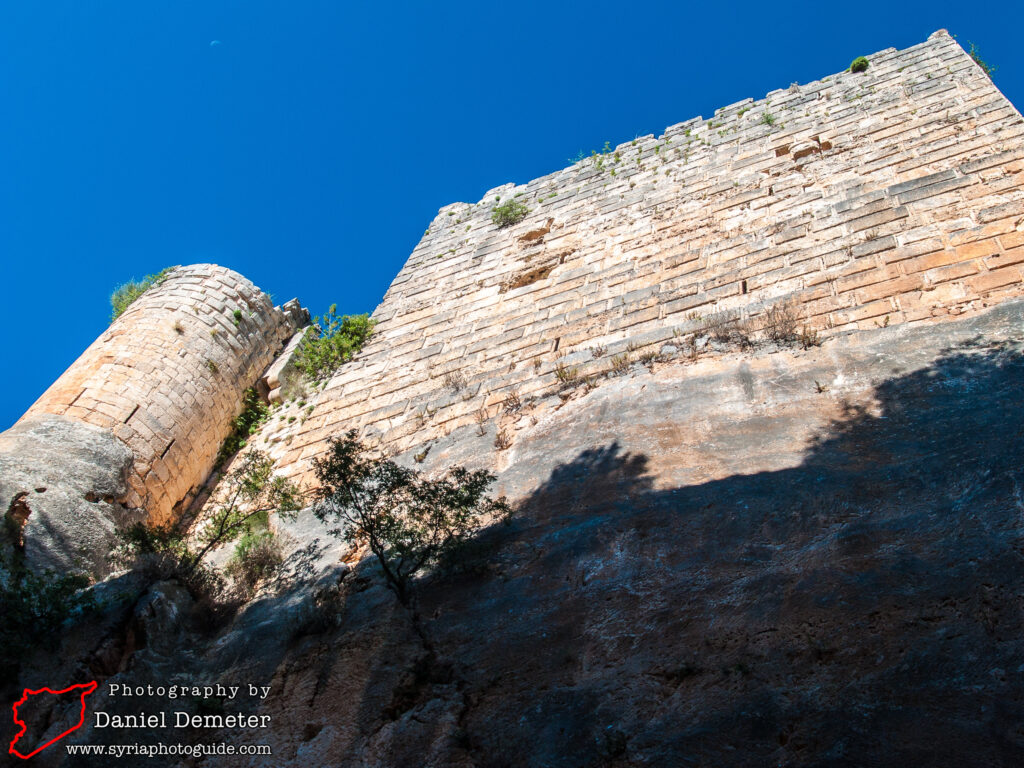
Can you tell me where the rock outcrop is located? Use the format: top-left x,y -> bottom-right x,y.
0,416 -> 134,577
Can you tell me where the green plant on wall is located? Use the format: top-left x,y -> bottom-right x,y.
849,56 -> 869,73
109,267 -> 176,322
214,387 -> 270,468
294,305 -> 376,381
111,450 -> 301,600
491,199 -> 530,228
226,528 -> 282,594
967,42 -> 996,78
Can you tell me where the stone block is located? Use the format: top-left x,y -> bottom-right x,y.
858,274 -> 924,303
969,267 -> 1022,293
986,247 -> 1024,270
955,240 -> 1000,261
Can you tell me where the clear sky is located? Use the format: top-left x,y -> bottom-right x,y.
1,1 -> 1020,430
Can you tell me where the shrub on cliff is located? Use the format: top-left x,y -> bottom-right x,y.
111,450 -> 301,599
849,56 -> 869,73
109,266 -> 176,322
0,557 -> 95,685
294,305 -> 375,381
312,430 -> 510,606
225,529 -> 283,596
761,301 -> 801,343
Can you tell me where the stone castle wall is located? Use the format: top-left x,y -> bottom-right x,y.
8,32 -> 1024,523
261,31 -> 1023,486
18,264 -> 304,523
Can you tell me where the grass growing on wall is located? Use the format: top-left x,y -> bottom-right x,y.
109,266 -> 176,322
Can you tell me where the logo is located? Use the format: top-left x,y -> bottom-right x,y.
9,681 -> 97,759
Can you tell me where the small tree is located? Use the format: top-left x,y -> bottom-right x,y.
312,430 -> 510,606
293,306 -> 376,381
112,451 -> 302,597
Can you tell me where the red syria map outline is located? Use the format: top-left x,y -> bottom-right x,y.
8,680 -> 98,759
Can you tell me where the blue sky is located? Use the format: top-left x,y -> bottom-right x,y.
1,1 -> 1020,430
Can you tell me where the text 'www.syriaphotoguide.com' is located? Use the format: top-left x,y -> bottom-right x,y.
65,742 -> 272,758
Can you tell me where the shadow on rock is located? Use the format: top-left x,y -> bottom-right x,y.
413,337 -> 1024,767
21,337 -> 1024,768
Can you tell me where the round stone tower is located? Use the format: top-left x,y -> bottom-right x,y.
0,264 -> 307,575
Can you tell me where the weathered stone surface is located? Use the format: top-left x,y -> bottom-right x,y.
262,326 -> 316,404
0,415 -> 135,576
229,298 -> 1024,767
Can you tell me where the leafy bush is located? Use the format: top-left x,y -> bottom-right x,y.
491,200 -> 530,229
554,361 -> 580,387
110,267 -> 175,322
0,557 -> 95,685
312,430 -> 511,606
293,306 -> 375,381
111,451 -> 301,599
849,56 -> 869,73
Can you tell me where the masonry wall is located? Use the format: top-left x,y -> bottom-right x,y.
18,264 -> 304,522
262,31 -> 1024,485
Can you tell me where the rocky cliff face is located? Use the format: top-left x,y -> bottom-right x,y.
0,416 -> 134,576
9,299 -> 1024,767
